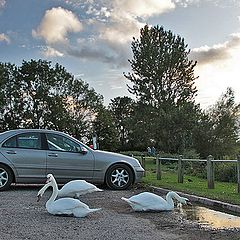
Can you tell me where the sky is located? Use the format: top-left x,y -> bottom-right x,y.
0,0 -> 240,109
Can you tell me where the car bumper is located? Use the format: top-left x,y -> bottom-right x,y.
134,166 -> 145,182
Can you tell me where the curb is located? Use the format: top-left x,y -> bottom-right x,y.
151,186 -> 240,214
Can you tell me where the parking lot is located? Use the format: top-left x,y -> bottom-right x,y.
1,184 -> 239,240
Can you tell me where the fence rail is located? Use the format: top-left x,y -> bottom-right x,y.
138,155 -> 240,194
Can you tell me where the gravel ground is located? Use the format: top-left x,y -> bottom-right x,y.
1,184 -> 240,240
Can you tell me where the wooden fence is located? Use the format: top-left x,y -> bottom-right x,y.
139,155 -> 240,193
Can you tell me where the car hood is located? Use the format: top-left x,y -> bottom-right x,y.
92,150 -> 141,166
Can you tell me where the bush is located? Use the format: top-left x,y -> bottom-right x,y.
214,163 -> 237,182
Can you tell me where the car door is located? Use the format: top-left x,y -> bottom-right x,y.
1,132 -> 47,181
45,133 -> 94,181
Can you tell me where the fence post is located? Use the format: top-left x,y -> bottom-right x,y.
141,155 -> 146,177
207,155 -> 214,189
156,155 -> 161,180
237,155 -> 240,193
177,155 -> 184,183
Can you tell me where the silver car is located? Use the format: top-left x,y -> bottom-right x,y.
0,129 -> 144,191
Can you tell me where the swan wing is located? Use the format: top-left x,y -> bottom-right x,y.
59,180 -> 102,197
47,198 -> 101,217
47,198 -> 89,215
121,197 -> 149,211
123,192 -> 169,211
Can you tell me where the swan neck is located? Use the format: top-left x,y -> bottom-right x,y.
167,191 -> 183,201
165,192 -> 177,207
46,178 -> 58,206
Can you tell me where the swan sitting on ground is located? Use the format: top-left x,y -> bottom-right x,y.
121,191 -> 190,211
39,174 -> 103,198
37,174 -> 101,218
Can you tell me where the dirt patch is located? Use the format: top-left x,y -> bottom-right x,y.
0,184 -> 239,240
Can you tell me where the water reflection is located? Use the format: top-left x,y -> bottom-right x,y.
177,205 -> 240,229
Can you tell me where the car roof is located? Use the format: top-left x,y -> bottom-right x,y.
0,129 -> 73,143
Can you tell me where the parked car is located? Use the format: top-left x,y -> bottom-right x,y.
0,129 -> 145,191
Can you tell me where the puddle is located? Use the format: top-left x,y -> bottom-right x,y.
177,204 -> 240,229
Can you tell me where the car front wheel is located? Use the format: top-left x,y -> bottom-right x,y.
105,164 -> 134,190
0,164 -> 13,191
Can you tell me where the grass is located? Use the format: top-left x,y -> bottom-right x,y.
137,157 -> 240,205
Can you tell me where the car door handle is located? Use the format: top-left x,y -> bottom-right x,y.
6,150 -> 16,154
48,153 -> 58,157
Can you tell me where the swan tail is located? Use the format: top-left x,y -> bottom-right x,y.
91,187 -> 103,193
121,197 -> 140,205
89,208 -> 102,213
121,197 -> 144,211
121,197 -> 131,203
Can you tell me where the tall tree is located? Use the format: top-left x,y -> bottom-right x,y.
108,96 -> 135,150
124,25 -> 199,153
92,107 -> 119,151
0,60 -> 103,141
0,63 -> 24,130
124,25 -> 198,109
194,88 -> 240,158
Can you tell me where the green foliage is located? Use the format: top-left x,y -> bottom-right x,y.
92,107 -> 119,151
124,25 -> 200,153
214,163 -> 237,182
108,96 -> 135,150
143,171 -> 240,205
193,87 -> 240,158
143,157 -> 240,205
124,25 -> 198,108
0,62 -> 24,130
0,60 -> 103,142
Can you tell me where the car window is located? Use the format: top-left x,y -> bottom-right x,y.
18,133 -> 41,149
46,133 -> 81,153
2,133 -> 41,149
2,136 -> 17,148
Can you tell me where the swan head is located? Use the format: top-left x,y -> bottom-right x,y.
179,197 -> 191,205
167,191 -> 191,206
46,173 -> 54,184
37,174 -> 55,202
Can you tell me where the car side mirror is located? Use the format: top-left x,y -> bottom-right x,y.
78,146 -> 88,155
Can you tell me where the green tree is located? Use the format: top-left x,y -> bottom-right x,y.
92,107 -> 119,151
108,96 -> 135,150
0,60 -> 103,141
194,88 -> 240,158
0,63 -> 24,130
124,25 -> 199,153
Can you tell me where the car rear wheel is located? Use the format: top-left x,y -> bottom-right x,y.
105,164 -> 134,190
0,164 -> 13,191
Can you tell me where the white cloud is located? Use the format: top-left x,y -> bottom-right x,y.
42,46 -> 64,57
32,7 -> 82,44
113,0 -> 175,18
99,0 -> 175,44
195,55 -> 240,109
191,33 -> 240,108
99,15 -> 144,44
0,33 -> 10,43
0,0 -> 6,8
41,1 -> 175,66
173,0 -> 239,7
34,1 -> 175,66
191,33 -> 240,65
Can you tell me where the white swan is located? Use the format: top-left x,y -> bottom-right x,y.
37,174 -> 101,218
121,191 -> 190,211
39,174 -> 103,198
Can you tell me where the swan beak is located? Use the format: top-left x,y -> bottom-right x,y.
37,194 -> 41,202
186,200 -> 192,206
